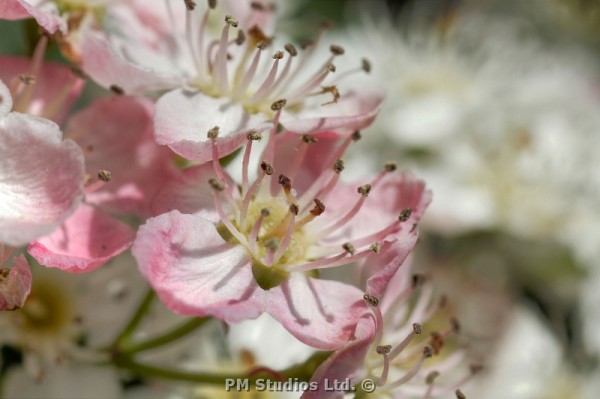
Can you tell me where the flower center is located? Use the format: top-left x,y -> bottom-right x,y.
19,278 -> 74,335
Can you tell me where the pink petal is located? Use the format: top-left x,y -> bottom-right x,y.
0,56 -> 84,125
0,112 -> 84,247
64,95 -> 175,216
0,0 -> 66,34
151,163 -> 231,221
81,33 -> 177,94
28,204 -> 134,273
132,211 -> 263,322
154,89 -> 272,163
0,254 -> 32,311
280,89 -> 384,135
266,274 -> 368,350
302,315 -> 376,399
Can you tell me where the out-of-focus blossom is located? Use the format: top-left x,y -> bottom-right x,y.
0,246 -> 31,311
133,128 -> 429,349
82,0 -> 383,163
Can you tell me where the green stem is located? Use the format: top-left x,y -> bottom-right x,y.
112,288 -> 155,347
125,317 -> 210,354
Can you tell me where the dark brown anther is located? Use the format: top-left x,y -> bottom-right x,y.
184,0 -> 196,11
301,134 -> 318,144
384,161 -> 397,172
97,170 -> 112,182
310,199 -> 325,216
284,43 -> 298,56
376,345 -> 391,355
278,174 -> 292,191
320,85 -> 340,105
273,51 -> 284,60
208,178 -> 225,191
370,243 -> 381,253
257,41 -> 269,50
260,161 -> 274,175
413,323 -> 422,335
329,44 -> 345,55
333,159 -> 345,174
289,203 -> 299,215
207,0 -> 217,9
109,84 -> 124,95
260,208 -> 270,217
207,126 -> 220,140
429,332 -> 444,355
412,273 -> 426,288
326,64 -> 336,73
247,130 -> 262,141
425,371 -> 440,385
225,15 -> 238,28
300,39 -> 315,50
423,345 -> 434,358
19,75 -> 36,85
351,131 -> 362,141
363,293 -> 379,307
361,58 -> 372,73
455,389 -> 466,399
357,184 -> 371,197
235,30 -> 246,45
271,98 -> 287,111
250,1 -> 265,10
342,242 -> 355,255
399,208 -> 412,222
451,317 -> 461,333
249,26 -> 270,46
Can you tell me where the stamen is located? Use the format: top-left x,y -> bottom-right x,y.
240,161 -> 272,224
370,243 -> 381,253
376,344 -> 391,385
185,0 -> 201,74
208,0 -> 217,8
456,389 -> 466,399
212,190 -> 249,246
289,248 -> 373,272
362,58 -> 372,73
329,44 -> 345,56
14,35 -> 47,112
184,0 -> 196,10
110,85 -> 125,95
234,45 -> 265,97
295,199 -> 325,229
242,130 -> 262,195
248,51 -> 284,103
315,185 -> 371,238
342,242 -> 355,255
423,371 -> 440,399
278,174 -> 297,205
214,17 -> 237,92
269,44 -> 298,95
249,208 -> 270,252
209,178 -> 224,191
386,346 -> 432,389
271,206 -> 298,264
318,85 -> 340,106
97,170 -> 112,182
364,293 -> 379,307
384,161 -> 397,172
399,208 -> 413,222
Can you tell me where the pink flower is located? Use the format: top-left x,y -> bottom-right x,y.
0,0 -> 66,34
303,251 -> 479,399
133,127 -> 430,349
0,246 -> 32,311
82,0 -> 383,163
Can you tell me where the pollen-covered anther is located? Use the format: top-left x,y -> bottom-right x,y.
333,159 -> 345,174
289,203 -> 299,215
330,44 -> 345,56
361,58 -> 372,73
352,131 -> 362,141
271,99 -> 287,111
260,208 -> 271,217
384,161 -> 397,172
273,51 -> 284,60
429,332 -> 444,355
310,199 -> 326,216
19,74 -> 36,85
327,64 -> 336,73
97,170 -> 112,182
284,43 -> 298,56
426,371 -> 440,385
278,174 -> 292,191
412,273 -> 427,288
109,84 -> 125,95
399,208 -> 413,222
363,293 -> 379,307
208,178 -> 225,191
207,0 -> 217,9
370,242 -> 381,253
413,323 -> 423,335
247,130 -> 263,141
342,242 -> 355,255
376,345 -> 392,355
357,184 -> 372,197
225,15 -> 238,28
455,389 -> 467,399
260,161 -> 274,175
184,0 -> 196,10
423,345 -> 434,358
207,126 -> 220,140
301,134 -> 318,144
320,85 -> 340,105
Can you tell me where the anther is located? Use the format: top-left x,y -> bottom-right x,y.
426,371 -> 440,385
260,208 -> 271,217
260,161 -> 274,175
357,184 -> 371,197
273,51 -> 284,60
384,161 -> 397,172
207,0 -> 217,9
342,242 -> 355,255
469,364 -> 484,375
235,30 -> 246,45
413,323 -> 422,335
289,203 -> 299,215
333,159 -> 345,174
326,64 -> 336,73
184,0 -> 196,10
97,170 -> 112,182
300,39 -> 315,50
370,243 -> 381,253
271,98 -> 287,111
225,15 -> 238,28
423,345 -> 434,358
301,134 -> 318,144
352,131 -> 362,141
249,26 -> 270,46
109,85 -> 125,95
361,58 -> 372,73
310,199 -> 325,216
399,208 -> 413,222
207,126 -> 220,140
284,43 -> 298,56
250,1 -> 265,10
451,317 -> 461,333
209,178 -> 224,191
278,174 -> 292,191
376,345 -> 391,355
257,41 -> 269,50
363,293 -> 379,307
247,130 -> 262,141
320,85 -> 340,105
412,274 -> 426,288
455,389 -> 466,399
429,332 -> 444,355
19,75 -> 36,85
329,44 -> 345,55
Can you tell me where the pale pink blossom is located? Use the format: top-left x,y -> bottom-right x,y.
82,0 -> 383,163
0,0 -> 66,34
133,128 -> 429,349
0,246 -> 32,311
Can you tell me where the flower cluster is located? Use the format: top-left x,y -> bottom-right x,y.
0,1 -> 475,397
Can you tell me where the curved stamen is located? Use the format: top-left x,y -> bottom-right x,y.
386,346 -> 432,389
248,51 -> 283,103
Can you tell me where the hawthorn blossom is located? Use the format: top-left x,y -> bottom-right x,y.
82,0 -> 383,163
133,126 -> 430,349
0,246 -> 31,311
